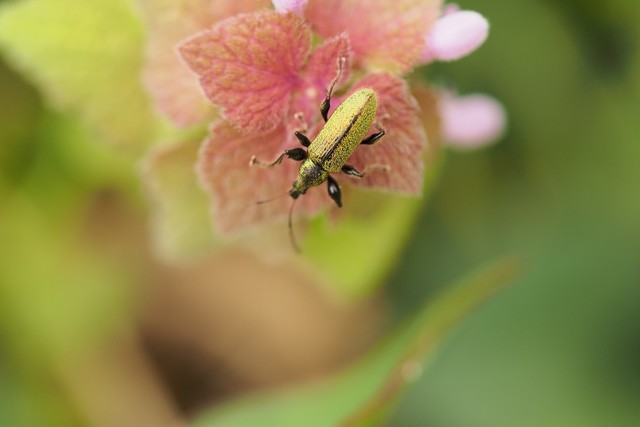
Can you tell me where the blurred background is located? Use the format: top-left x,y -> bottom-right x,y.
1,0 -> 639,426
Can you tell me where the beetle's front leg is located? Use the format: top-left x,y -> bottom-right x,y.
294,131 -> 311,148
320,57 -> 346,122
250,148 -> 307,168
326,175 -> 342,208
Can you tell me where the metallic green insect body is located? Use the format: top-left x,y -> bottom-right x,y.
250,58 -> 387,249
291,88 -> 379,200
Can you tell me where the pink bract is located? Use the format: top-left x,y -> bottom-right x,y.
305,0 -> 442,74
182,11 -> 428,232
137,0 -> 270,126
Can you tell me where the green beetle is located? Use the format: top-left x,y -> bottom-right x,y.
250,58 -> 387,248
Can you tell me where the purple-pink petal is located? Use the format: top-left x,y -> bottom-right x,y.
439,92 -> 507,149
271,0 -> 308,17
421,10 -> 489,63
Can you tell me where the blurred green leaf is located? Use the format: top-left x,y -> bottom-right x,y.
0,193 -> 137,427
0,197 -> 135,364
141,137 -> 219,261
303,156 -> 443,301
0,0 -> 157,150
192,256 -> 519,427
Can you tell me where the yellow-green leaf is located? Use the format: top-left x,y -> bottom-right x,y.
0,0 -> 157,150
142,137 -> 218,261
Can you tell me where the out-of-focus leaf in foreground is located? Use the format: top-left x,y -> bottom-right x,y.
192,257 -> 520,427
0,0 -> 156,150
142,137 -> 218,261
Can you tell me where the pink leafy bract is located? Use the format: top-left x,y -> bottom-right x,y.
180,12 -> 312,132
137,0 -> 269,126
305,0 -> 442,74
289,34 -> 352,129
345,73 -> 427,194
198,122 -> 327,233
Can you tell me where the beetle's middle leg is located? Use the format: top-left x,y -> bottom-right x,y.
320,57 -> 346,122
341,164 -> 391,178
360,129 -> 385,145
250,148 -> 307,168
360,117 -> 389,145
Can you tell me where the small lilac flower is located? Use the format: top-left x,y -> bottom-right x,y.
442,3 -> 461,15
420,10 -> 489,63
272,0 -> 308,17
439,92 -> 507,149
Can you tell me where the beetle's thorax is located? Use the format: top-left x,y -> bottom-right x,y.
307,88 -> 378,173
289,158 -> 328,199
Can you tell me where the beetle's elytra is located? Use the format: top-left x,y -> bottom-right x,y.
250,57 -> 388,250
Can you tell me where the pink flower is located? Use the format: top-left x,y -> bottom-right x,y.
139,0 -> 502,235
439,92 -> 507,149
420,9 -> 489,63
137,0 -> 270,125
179,10 -> 427,232
272,0 -> 308,17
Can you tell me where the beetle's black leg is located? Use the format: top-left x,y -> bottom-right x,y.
342,164 -> 391,178
320,57 -> 346,122
360,129 -> 385,145
326,175 -> 342,208
294,131 -> 311,147
250,148 -> 307,167
341,164 -> 365,178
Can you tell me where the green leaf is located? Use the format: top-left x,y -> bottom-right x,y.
191,256 -> 520,427
142,137 -> 218,261
0,0 -> 157,150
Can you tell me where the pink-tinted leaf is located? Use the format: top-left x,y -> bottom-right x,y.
137,0 -> 269,126
289,34 -> 352,129
180,12 -> 311,132
346,73 -> 427,194
198,122 -> 328,233
305,0 -> 442,74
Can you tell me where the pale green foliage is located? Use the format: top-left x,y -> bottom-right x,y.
0,0 -> 157,149
142,138 -> 218,261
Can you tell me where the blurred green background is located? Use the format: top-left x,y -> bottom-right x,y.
390,0 -> 640,425
1,0 -> 639,426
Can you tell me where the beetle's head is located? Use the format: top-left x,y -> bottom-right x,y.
290,159 -> 328,199
289,178 -> 309,199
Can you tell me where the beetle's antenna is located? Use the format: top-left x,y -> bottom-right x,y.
327,56 -> 346,98
256,192 -> 289,205
288,198 -> 300,253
